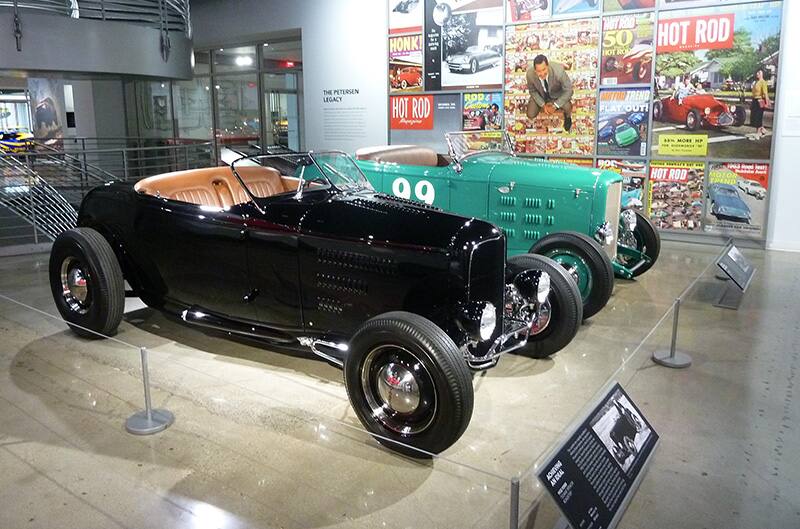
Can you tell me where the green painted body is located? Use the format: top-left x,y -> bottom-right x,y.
356,151 -> 626,259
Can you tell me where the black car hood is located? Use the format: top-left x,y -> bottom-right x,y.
300,190 -> 499,252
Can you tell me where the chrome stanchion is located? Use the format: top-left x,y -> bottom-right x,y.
652,298 -> 692,369
509,476 -> 520,529
126,347 -> 175,435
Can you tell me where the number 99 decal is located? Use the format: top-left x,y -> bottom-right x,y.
391,177 -> 436,205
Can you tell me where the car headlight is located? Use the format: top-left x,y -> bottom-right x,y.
704,107 -> 711,115
595,221 -> 614,246
730,105 -> 736,112
479,303 -> 496,341
621,209 -> 637,232
537,272 -> 551,304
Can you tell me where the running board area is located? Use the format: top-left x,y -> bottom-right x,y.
180,306 -> 296,344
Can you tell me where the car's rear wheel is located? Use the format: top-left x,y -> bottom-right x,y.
49,228 -> 124,338
344,311 -> 473,457
469,59 -> 478,74
618,211 -> 660,277
400,79 -> 408,89
653,100 -> 663,121
685,109 -> 701,131
733,106 -> 747,126
507,254 -> 582,359
530,232 -> 614,319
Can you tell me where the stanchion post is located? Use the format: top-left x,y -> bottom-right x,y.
509,476 -> 520,529
125,347 -> 175,435
652,298 -> 692,368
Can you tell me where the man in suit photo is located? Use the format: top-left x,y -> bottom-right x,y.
526,54 -> 574,132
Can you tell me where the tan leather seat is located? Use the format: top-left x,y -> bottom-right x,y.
134,166 -> 296,208
355,145 -> 438,167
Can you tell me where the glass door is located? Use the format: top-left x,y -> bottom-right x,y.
264,91 -> 299,151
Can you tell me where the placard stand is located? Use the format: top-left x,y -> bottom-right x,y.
713,243 -> 757,311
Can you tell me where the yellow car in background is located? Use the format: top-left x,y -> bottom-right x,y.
0,130 -> 35,153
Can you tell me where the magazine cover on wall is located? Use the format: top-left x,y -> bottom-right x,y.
598,159 -> 648,211
506,0 -> 549,24
658,0 -> 730,10
551,157 -> 593,167
601,13 -> 654,87
552,0 -> 599,16
390,35 -> 424,93
648,160 -> 704,231
463,92 -> 503,130
504,18 -> 598,156
652,2 -> 782,161
423,0 -> 504,92
603,0 -> 654,12
704,162 -> 769,236
390,0 -> 424,34
390,93 -> 461,152
27,78 -> 65,142
597,88 -> 650,157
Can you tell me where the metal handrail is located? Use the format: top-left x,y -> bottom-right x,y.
0,0 -> 190,35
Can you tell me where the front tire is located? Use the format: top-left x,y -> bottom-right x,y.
49,228 -> 124,338
469,59 -> 478,74
530,232 -> 614,319
344,311 -> 473,457
653,100 -> 663,121
507,254 -> 582,358
685,109 -> 701,131
621,211 -> 660,277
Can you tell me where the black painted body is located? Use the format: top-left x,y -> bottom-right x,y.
78,182 -> 507,357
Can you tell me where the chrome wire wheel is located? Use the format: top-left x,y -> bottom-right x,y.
60,256 -> 91,315
360,344 -> 437,436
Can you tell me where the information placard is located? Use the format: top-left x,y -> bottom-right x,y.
538,383 -> 658,529
716,244 -> 755,292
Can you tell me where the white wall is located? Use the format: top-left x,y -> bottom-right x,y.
191,0 -> 388,152
767,1 -> 800,251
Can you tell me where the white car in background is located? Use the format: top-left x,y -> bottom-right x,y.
738,179 -> 767,200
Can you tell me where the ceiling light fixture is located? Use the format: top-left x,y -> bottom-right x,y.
235,55 -> 253,67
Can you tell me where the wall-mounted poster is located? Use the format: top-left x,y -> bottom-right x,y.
648,160 -> 704,231
598,159 -> 647,211
597,88 -> 650,157
390,0 -> 424,35
704,162 -> 769,236
551,157 -> 594,167
463,92 -> 503,130
27,78 -> 66,142
603,0 -> 655,12
390,35 -> 424,93
506,0 -> 550,24
390,93 -> 461,152
552,0 -> 599,16
504,18 -> 598,156
423,0 -> 504,92
659,0 -> 729,10
601,13 -> 654,86
652,2 -> 782,161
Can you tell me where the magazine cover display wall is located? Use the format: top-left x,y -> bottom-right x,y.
601,13 -> 654,86
652,2 -> 782,161
648,161 -> 705,232
704,162 -> 769,237
504,18 -> 599,155
382,0 -> 784,243
423,0 -> 504,92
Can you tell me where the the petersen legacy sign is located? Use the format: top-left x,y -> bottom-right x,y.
539,383 -> 658,529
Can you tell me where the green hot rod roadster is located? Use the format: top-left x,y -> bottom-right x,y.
355,131 -> 660,319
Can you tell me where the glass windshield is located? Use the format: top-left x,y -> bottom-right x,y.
445,130 -> 514,160
230,151 -> 370,200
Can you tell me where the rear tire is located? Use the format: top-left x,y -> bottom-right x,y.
653,100 -> 663,121
49,228 -> 124,338
344,311 -> 473,457
507,254 -> 582,359
628,211 -> 660,277
530,232 -> 614,319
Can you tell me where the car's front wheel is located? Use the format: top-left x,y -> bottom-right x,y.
469,59 -> 478,74
685,109 -> 701,131
530,232 -> 614,319
507,253 -> 582,359
49,228 -> 124,338
400,79 -> 408,89
653,100 -> 663,121
617,211 -> 660,277
344,311 -> 473,457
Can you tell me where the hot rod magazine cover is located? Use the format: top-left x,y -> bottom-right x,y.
601,12 -> 654,87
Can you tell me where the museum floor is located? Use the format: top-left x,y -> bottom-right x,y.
0,241 -> 798,529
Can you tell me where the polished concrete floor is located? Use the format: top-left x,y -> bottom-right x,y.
0,241 -> 797,528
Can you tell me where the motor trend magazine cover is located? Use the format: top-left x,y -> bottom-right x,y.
704,162 -> 769,236
597,88 -> 650,157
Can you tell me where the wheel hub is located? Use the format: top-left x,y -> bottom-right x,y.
60,257 -> 90,314
376,362 -> 420,414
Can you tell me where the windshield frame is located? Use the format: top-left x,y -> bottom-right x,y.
445,130 -> 516,166
229,150 -> 371,211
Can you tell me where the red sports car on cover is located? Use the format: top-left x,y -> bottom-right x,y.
653,93 -> 746,131
391,66 -> 422,89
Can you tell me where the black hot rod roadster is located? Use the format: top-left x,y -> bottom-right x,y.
49,151 -> 583,455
